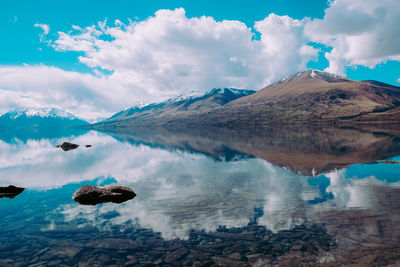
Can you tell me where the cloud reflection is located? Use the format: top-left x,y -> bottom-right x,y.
1,131 -> 399,240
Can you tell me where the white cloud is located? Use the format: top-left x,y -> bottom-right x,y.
13,3 -> 400,120
34,23 -> 50,35
305,0 -> 400,74
1,9 -> 318,120
0,66 -> 114,121
71,25 -> 81,31
397,78 -> 400,84
254,14 -> 318,75
34,23 -> 50,42
51,9 -> 315,100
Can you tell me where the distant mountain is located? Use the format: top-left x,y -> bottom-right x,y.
99,88 -> 255,124
0,107 -> 88,129
89,69 -> 400,129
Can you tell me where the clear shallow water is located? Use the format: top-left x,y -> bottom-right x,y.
1,127 -> 400,266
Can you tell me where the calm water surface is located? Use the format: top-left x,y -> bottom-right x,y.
1,126 -> 400,266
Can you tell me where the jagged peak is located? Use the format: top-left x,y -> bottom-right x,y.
205,88 -> 255,97
107,88 -> 256,121
121,102 -> 151,111
173,90 -> 203,101
122,88 -> 254,112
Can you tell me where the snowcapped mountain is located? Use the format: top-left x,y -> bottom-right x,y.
204,88 -> 256,98
4,107 -> 80,119
89,69 -> 400,129
276,69 -> 349,85
105,88 -> 256,122
0,107 -> 88,129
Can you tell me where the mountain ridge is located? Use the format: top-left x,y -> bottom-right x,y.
0,107 -> 88,129
89,69 -> 400,129
101,87 -> 256,123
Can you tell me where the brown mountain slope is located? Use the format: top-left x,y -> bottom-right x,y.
94,88 -> 255,126
91,69 -> 400,129
207,69 -> 400,125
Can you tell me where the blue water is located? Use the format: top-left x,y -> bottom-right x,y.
1,128 -> 400,266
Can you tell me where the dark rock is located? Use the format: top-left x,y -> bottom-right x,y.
85,145 -> 92,148
164,247 -> 188,263
73,185 -> 136,205
56,142 -> 79,151
198,260 -> 217,267
229,252 -> 244,261
230,242 -> 249,253
212,257 -> 246,267
0,185 -> 25,199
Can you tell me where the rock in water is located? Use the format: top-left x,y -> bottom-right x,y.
73,185 -> 136,205
56,142 -> 79,151
0,185 -> 25,199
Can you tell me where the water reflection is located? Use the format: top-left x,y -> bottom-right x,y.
103,124 -> 400,175
0,125 -> 400,265
0,127 -> 88,144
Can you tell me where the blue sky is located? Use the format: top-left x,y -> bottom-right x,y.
1,0 -> 399,120
1,0 -> 328,70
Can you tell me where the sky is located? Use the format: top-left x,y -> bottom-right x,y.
1,0 -> 400,121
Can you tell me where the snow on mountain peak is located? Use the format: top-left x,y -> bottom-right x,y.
173,90 -> 203,102
121,103 -> 149,111
122,88 -> 254,112
278,69 -> 347,84
3,107 -> 80,120
205,88 -> 254,97
308,69 -> 344,80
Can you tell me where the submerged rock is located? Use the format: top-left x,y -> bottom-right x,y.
56,142 -> 79,151
0,185 -> 25,199
73,185 -> 136,205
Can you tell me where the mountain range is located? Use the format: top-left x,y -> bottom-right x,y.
90,69 -> 400,129
0,107 -> 88,129
3,69 -> 398,131
104,88 -> 256,123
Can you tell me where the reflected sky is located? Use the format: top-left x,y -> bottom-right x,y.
1,130 -> 400,241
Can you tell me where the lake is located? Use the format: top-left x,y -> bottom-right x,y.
1,125 -> 400,266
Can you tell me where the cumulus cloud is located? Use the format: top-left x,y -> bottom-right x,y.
254,14 -> 318,72
71,11 -> 315,91
10,3 -> 400,120
1,9 -> 319,120
0,66 -> 114,121
305,0 -> 400,74
53,8 -> 316,92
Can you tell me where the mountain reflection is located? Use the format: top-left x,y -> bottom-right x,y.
0,127 -> 89,144
100,123 -> 400,175
1,127 -> 400,265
